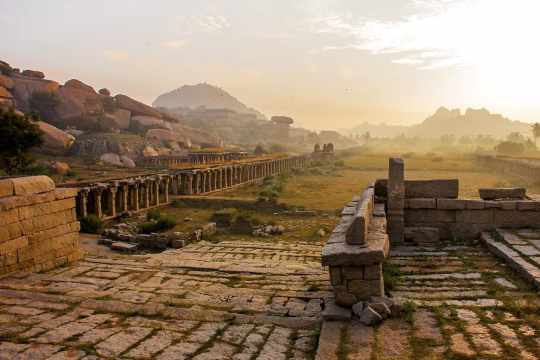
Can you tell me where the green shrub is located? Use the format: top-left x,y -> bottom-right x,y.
231,212 -> 261,234
80,215 -> 103,234
139,216 -> 177,234
334,160 -> 345,167
146,209 -> 162,221
211,208 -> 238,227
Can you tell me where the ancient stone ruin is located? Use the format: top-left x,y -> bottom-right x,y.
0,176 -> 81,274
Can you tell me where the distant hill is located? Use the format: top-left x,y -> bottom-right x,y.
346,107 -> 531,139
153,83 -> 266,120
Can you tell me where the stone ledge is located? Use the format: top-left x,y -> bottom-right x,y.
322,217 -> 389,267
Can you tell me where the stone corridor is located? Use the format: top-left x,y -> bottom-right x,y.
0,238 -> 539,359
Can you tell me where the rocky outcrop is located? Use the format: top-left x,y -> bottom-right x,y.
50,161 -> 71,175
21,70 -> 45,79
99,153 -> 135,168
36,121 -> 75,155
131,115 -> 171,131
0,74 -> 14,89
142,145 -> 159,157
10,74 -> 60,111
56,79 -> 103,129
98,88 -> 111,96
115,94 -> 162,118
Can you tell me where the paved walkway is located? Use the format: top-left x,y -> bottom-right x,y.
0,239 -> 327,359
318,244 -> 540,359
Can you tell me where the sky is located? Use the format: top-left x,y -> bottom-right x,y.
1,0 -> 540,130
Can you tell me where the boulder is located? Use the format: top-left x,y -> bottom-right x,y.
37,121 -> 75,155
107,109 -> 131,130
50,161 -> 71,175
142,145 -> 159,157
10,75 -> 59,110
145,128 -> 181,143
359,306 -> 383,326
56,79 -> 103,129
120,155 -> 136,168
98,88 -> 111,96
115,94 -> 162,118
370,302 -> 391,319
21,70 -> 45,79
0,86 -> 13,100
0,74 -> 14,89
132,116 -> 171,131
100,153 -> 123,167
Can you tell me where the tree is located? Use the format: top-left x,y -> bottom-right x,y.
532,123 -> 540,146
495,141 -> 525,156
0,109 -> 43,174
506,132 -> 526,143
254,144 -> 266,156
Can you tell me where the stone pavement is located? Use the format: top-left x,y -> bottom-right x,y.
0,239 -> 326,359
317,244 -> 540,359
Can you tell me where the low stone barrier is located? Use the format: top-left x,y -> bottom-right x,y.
0,176 -> 81,274
322,185 -> 390,307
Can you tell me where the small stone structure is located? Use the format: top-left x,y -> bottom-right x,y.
322,185 -> 390,307
0,176 -> 81,274
61,155 -> 308,220
312,143 -> 335,160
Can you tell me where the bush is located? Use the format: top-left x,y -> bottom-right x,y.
334,160 -> 345,167
231,212 -> 261,234
80,215 -> 103,234
211,208 -> 238,227
146,209 -> 162,221
139,216 -> 177,234
495,141 -> 525,156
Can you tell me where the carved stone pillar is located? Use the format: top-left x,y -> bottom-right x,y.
133,183 -> 140,212
93,188 -> 103,219
78,189 -> 88,218
155,178 -> 161,206
108,187 -> 117,218
121,184 -> 129,214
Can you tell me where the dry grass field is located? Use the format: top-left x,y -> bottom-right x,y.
213,152 -> 536,211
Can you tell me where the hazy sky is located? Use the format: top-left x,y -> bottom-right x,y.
2,0 -> 540,130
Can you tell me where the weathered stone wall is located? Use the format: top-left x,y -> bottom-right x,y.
322,185 -> 390,307
0,176 -> 81,274
404,198 -> 540,240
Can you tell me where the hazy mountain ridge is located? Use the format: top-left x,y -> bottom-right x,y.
347,107 -> 531,139
153,83 -> 266,120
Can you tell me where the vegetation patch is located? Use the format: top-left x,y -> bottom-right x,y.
80,215 -> 104,234
139,210 -> 177,233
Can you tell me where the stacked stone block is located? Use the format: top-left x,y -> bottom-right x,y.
0,176 -> 81,274
322,186 -> 390,307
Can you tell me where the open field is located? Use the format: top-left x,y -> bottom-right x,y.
212,152 -> 539,211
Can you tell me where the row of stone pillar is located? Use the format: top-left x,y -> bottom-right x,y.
74,156 -> 307,219
76,175 -> 171,220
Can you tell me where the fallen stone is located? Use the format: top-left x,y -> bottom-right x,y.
479,187 -> 526,200
110,242 -> 138,253
170,239 -> 185,249
370,302 -> 391,319
322,299 -> 351,321
493,277 -> 517,289
351,302 -> 364,317
359,306 -> 383,326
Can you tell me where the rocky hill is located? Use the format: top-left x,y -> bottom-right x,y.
347,107 -> 531,139
0,60 -> 221,166
153,83 -> 266,120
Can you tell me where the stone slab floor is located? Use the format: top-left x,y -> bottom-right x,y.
319,244 -> 540,360
1,237 -> 540,359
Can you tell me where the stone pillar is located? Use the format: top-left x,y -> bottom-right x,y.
121,184 -> 129,213
155,178 -> 161,206
193,173 -> 199,194
144,182 -> 150,208
78,189 -> 88,218
133,184 -> 140,212
164,177 -> 170,203
171,175 -> 179,195
187,174 -> 194,195
93,189 -> 103,219
108,187 -> 117,218
201,171 -> 207,193
387,157 -> 405,244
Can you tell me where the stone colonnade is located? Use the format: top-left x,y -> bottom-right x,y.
73,156 -> 307,220
140,152 -> 249,168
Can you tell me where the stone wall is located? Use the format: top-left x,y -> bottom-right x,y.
0,176 -> 81,274
322,185 -> 390,307
404,198 -> 540,240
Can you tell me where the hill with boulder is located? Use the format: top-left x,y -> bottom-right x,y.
346,107 -> 531,139
0,60 -> 221,167
153,83 -> 266,120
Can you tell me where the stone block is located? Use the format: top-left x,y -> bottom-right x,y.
334,285 -> 357,307
359,306 -> 383,325
11,176 -> 55,196
322,298 -> 352,320
404,227 -> 440,245
363,264 -> 382,280
499,201 -> 518,210
0,179 -> 14,198
405,179 -> 459,199
494,210 -> 540,227
387,158 -> 404,244
456,210 -> 493,224
464,200 -> 485,210
0,222 -> 24,242
405,198 -> 436,209
405,209 -> 456,223
517,201 -> 540,211
329,266 -> 342,285
0,236 -> 28,255
342,266 -> 363,280
437,199 -> 466,210
54,188 -> 79,199
348,278 -> 384,300
479,187 -> 526,200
